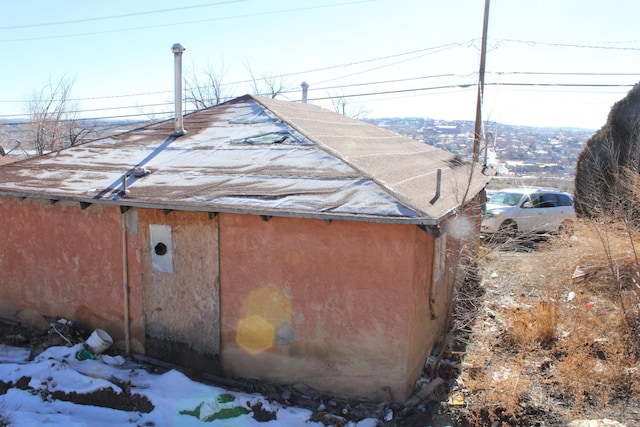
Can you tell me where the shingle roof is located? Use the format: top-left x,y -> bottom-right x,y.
0,95 -> 492,224
0,156 -> 18,166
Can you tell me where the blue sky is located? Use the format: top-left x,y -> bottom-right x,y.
1,0 -> 639,129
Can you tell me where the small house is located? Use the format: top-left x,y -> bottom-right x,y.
0,94 -> 491,401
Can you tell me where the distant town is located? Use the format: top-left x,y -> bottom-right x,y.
367,117 -> 596,191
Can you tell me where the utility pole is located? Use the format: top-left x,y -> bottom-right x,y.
472,0 -> 490,164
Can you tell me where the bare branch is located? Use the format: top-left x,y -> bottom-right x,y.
185,60 -> 234,110
328,91 -> 369,119
243,60 -> 288,99
25,74 -> 81,155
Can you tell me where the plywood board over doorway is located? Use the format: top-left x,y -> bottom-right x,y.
139,209 -> 221,374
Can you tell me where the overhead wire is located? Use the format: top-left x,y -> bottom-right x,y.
0,0 -> 378,44
280,73 -> 470,94
310,42 -> 471,86
304,82 -> 635,103
501,39 -> 640,51
0,42 -> 475,104
1,23 -> 639,122
3,0 -> 638,114
1,79 -> 635,121
4,37 -> 633,104
0,0 -> 250,30
488,71 -> 640,77
2,80 -> 635,124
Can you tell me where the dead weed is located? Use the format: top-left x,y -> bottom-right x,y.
452,220 -> 640,426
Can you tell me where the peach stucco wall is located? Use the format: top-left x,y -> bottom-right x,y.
218,213 -> 437,402
406,226 -> 437,383
0,197 -> 143,350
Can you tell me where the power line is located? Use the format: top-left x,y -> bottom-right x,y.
311,45 -> 465,86
234,42 -> 471,85
3,53 -> 633,110
62,102 -> 173,115
4,80 -> 634,123
307,83 -> 476,101
501,38 -> 640,51
492,82 -> 634,89
0,0 -> 249,30
62,65 -> 628,107
2,32 -> 634,104
0,88 -> 172,104
290,73 -> 467,93
0,75 -> 472,118
0,43 -> 474,103
1,110 -> 171,125
0,0 -> 377,43
177,69 -> 640,100
488,71 -> 640,77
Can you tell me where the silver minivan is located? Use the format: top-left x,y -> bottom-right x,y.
481,187 -> 576,237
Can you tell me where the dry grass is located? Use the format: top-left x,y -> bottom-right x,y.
508,300 -> 559,350
452,220 -> 640,426
459,353 -> 531,424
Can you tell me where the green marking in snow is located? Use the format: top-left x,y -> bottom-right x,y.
179,397 -> 249,422
217,394 -> 235,404
179,402 -> 203,418
202,406 -> 249,421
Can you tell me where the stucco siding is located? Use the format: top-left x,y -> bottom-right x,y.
0,197 -> 141,348
406,195 -> 485,380
219,213 -> 420,401
405,227 -> 437,387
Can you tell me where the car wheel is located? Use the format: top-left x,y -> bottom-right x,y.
498,220 -> 517,240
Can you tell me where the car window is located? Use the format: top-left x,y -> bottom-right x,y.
526,194 -> 541,208
490,192 -> 523,206
557,194 -> 573,206
538,193 -> 559,208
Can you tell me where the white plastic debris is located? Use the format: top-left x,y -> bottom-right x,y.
102,354 -> 126,366
572,265 -> 586,279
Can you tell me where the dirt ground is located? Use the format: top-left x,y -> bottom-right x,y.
444,232 -> 640,427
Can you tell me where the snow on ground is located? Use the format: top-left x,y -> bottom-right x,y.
0,344 -> 377,427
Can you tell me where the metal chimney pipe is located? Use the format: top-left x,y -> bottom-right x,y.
171,43 -> 186,136
301,81 -> 309,104
429,168 -> 442,205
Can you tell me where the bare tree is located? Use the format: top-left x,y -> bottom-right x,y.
67,120 -> 100,147
328,91 -> 369,119
244,60 -> 287,99
26,74 -> 78,155
185,61 -> 235,110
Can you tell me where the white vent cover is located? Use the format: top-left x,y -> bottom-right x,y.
150,224 -> 173,273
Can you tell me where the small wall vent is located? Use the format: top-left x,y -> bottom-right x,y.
150,224 -> 174,273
